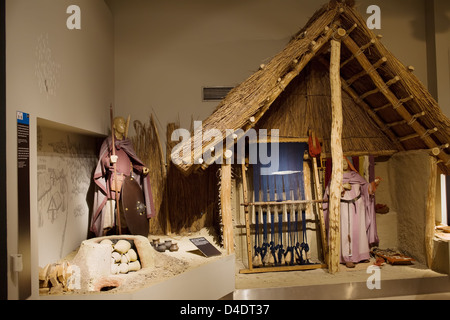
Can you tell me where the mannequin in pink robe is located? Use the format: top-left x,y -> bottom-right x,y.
90,117 -> 156,237
323,158 -> 380,268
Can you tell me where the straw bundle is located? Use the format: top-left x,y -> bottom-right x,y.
131,114 -> 166,234
163,122 -> 221,236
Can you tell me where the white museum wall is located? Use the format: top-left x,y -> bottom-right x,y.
6,0 -> 114,299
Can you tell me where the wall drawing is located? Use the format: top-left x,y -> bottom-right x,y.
37,125 -> 99,266
35,34 -> 61,99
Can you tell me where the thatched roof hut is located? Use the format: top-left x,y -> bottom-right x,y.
174,0 -> 450,175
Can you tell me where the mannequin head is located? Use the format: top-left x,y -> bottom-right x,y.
343,158 -> 349,171
113,117 -> 126,140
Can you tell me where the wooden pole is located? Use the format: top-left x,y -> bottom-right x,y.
110,105 -> 122,235
312,153 -> 329,264
425,156 -> 437,269
221,163 -> 234,254
241,163 -> 253,270
328,29 -> 346,274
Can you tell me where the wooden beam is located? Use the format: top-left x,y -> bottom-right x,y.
425,156 -> 437,269
241,163 -> 253,271
242,199 -> 326,206
342,35 -> 450,166
239,263 -> 327,274
373,95 -> 414,113
359,76 -> 400,100
221,163 -> 234,254
329,35 -> 345,274
386,111 -> 426,128
345,56 -> 387,86
398,127 -> 438,142
341,39 -> 375,68
312,154 -> 329,264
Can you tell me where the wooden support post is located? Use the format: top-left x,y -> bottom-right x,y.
425,156 -> 437,269
221,163 -> 234,255
328,29 -> 346,274
241,163 -> 253,270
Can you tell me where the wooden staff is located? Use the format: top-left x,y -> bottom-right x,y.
241,162 -> 253,270
125,115 -> 131,139
110,105 -> 122,235
308,130 -> 328,265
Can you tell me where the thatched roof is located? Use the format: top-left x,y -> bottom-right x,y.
175,0 -> 450,175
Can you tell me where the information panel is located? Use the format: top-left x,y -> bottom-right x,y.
189,237 -> 222,258
17,111 -> 31,300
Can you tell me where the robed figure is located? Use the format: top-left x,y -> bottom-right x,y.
323,158 -> 380,268
90,116 -> 156,237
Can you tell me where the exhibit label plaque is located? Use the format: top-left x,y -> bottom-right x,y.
189,237 -> 222,258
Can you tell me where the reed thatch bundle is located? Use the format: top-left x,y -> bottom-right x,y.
131,114 -> 166,234
163,122 -> 221,237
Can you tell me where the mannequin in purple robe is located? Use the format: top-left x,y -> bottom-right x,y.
90,117 -> 156,236
323,158 -> 380,268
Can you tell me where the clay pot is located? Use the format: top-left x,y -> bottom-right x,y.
156,244 -> 166,252
152,238 -> 160,247
169,243 -> 179,252
164,240 -> 172,248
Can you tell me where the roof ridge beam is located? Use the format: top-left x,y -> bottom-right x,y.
341,35 -> 450,166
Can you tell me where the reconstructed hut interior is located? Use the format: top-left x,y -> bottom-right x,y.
169,0 -> 450,298
3,0 -> 450,301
